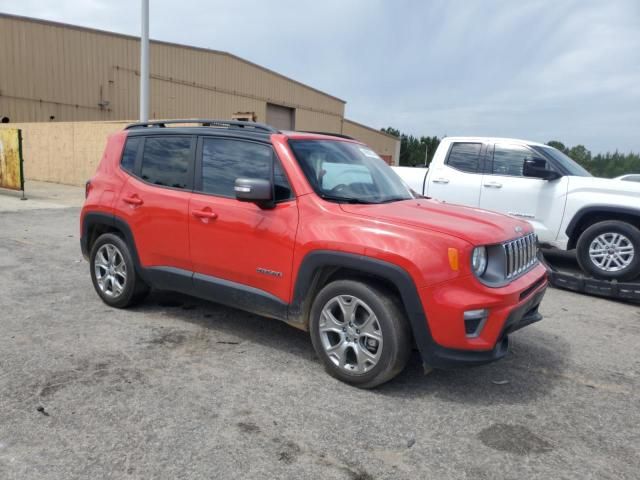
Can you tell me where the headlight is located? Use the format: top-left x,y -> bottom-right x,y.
471,246 -> 488,277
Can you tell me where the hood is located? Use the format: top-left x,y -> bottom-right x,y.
568,176 -> 640,196
340,198 -> 531,245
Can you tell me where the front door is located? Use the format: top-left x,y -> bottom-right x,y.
189,136 -> 298,302
479,142 -> 569,244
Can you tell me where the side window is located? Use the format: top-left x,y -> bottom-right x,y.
446,143 -> 482,173
120,137 -> 140,173
492,144 -> 534,177
201,138 -> 293,201
140,137 -> 192,189
273,158 -> 294,201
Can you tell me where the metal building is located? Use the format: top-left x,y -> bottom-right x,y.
0,13 -> 399,164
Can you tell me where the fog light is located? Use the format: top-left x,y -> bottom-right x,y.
463,309 -> 488,337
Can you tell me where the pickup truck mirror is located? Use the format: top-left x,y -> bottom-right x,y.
234,177 -> 274,208
523,158 -> 562,181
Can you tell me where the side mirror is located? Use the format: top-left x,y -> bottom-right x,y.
523,158 -> 562,181
234,178 -> 274,208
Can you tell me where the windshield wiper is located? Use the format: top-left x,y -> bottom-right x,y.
378,196 -> 410,204
318,194 -> 376,204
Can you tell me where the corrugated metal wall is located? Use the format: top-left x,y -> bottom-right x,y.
0,14 -> 345,124
0,14 -> 399,164
343,120 -> 400,165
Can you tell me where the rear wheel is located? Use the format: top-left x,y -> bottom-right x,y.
90,233 -> 149,308
309,280 -> 411,388
576,220 -> 640,281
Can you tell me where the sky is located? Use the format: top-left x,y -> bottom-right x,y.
1,0 -> 638,153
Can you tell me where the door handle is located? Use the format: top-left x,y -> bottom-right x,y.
432,177 -> 450,184
484,182 -> 503,189
123,195 -> 143,206
192,209 -> 218,221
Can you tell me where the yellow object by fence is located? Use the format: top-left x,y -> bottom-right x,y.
0,128 -> 24,191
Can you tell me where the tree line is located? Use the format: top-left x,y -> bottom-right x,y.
381,127 -> 640,178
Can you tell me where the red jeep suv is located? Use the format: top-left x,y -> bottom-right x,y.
81,120 -> 548,388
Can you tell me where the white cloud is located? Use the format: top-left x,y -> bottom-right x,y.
0,0 -> 638,152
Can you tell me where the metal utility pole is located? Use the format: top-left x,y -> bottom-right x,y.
139,0 -> 150,122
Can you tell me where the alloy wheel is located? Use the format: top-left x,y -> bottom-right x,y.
319,295 -> 384,374
589,232 -> 635,272
94,243 -> 127,297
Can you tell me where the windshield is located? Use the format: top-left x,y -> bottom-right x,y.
532,145 -> 592,177
289,140 -> 414,204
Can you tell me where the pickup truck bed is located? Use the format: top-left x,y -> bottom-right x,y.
542,250 -> 640,303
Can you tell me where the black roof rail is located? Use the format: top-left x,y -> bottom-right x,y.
125,119 -> 279,133
299,131 -> 356,140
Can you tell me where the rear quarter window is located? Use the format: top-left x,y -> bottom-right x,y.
446,143 -> 482,173
120,137 -> 141,173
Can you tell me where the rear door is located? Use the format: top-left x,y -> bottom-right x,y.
189,136 -> 298,302
479,142 -> 569,243
425,142 -> 485,206
116,134 -> 194,271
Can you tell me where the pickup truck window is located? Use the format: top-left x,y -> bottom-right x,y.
492,144 -> 532,176
289,140 -> 413,204
322,164 -> 373,190
531,145 -> 592,177
446,143 -> 482,173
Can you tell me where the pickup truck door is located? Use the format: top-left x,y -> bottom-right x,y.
479,142 -> 569,244
425,142 -> 485,206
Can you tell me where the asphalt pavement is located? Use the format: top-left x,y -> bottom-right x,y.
0,183 -> 638,479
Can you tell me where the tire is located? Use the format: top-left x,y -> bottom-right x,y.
89,233 -> 150,308
309,279 -> 412,388
576,220 -> 640,281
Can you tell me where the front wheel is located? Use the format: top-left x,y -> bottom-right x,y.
309,280 -> 412,388
576,220 -> 640,281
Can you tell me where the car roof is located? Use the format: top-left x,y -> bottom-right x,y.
126,126 -> 274,142
282,131 -> 362,143
124,120 -> 362,144
441,136 -> 548,147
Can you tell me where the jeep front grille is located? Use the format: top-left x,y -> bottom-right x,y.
504,233 -> 538,279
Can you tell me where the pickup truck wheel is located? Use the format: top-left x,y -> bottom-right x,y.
576,220 -> 640,281
309,280 -> 411,388
90,233 -> 149,308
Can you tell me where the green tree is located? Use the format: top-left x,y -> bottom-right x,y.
381,127 -> 441,167
547,140 -> 569,154
381,127 -> 400,137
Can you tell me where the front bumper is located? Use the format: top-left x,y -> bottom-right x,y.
417,263 -> 548,369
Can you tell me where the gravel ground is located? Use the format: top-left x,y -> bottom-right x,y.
1,186 -> 639,479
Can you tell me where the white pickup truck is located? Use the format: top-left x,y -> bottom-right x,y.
394,137 -> 640,281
